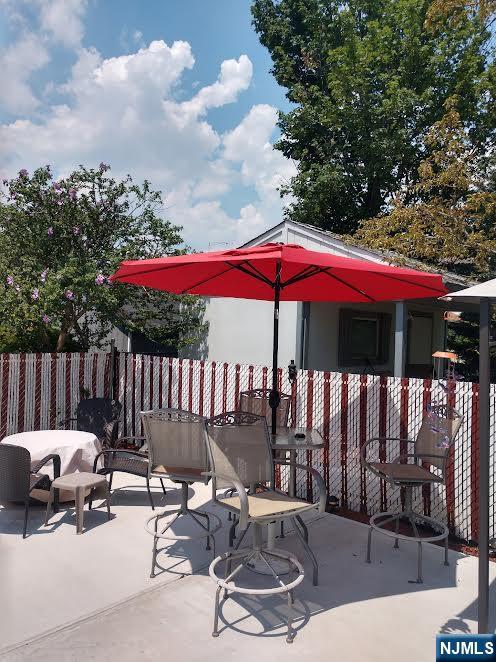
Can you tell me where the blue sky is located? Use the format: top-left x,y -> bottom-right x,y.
0,0 -> 296,248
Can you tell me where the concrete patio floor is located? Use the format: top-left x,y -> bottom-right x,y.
1,474 -> 495,661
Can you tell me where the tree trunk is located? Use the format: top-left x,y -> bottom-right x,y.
56,329 -> 67,352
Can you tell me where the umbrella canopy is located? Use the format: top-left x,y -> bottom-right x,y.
442,282 -> 495,633
112,242 -> 447,434
112,243 -> 447,302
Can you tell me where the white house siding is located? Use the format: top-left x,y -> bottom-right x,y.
196,297 -> 299,367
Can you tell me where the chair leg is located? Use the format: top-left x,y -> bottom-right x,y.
106,483 -> 111,521
44,487 -> 54,527
416,541 -> 423,584
293,517 -> 318,586
108,472 -> 114,493
150,516 -> 159,578
444,534 -> 449,566
280,520 -> 285,539
286,587 -> 294,644
393,515 -> 400,549
366,526 -> 373,563
23,499 -> 29,538
212,586 -> 222,637
159,479 -> 166,496
146,476 -> 155,510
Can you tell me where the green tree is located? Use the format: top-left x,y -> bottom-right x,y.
252,0 -> 495,234
356,102 -> 496,379
0,165 -> 205,352
356,102 -> 496,278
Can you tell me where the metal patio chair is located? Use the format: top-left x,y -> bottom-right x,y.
236,389 -> 292,534
92,433 -> 167,510
142,409 -> 221,578
0,443 -> 61,538
238,388 -> 291,429
205,411 -> 326,643
60,397 -> 122,447
361,403 -> 463,583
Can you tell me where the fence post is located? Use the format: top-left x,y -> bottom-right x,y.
108,339 -> 116,400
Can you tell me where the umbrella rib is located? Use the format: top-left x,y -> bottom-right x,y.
227,262 -> 274,288
281,265 -> 322,288
320,269 -> 376,302
179,264 -> 238,293
371,271 -> 446,294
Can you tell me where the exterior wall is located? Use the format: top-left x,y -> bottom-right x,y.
186,297 -> 299,367
306,301 -> 396,374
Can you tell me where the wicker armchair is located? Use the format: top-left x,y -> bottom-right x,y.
361,404 -> 463,583
0,443 -> 61,538
59,398 -> 122,447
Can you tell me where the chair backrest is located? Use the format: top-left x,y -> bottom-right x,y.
238,389 -> 291,428
0,444 -> 31,501
414,404 -> 463,473
205,411 -> 273,490
141,409 -> 208,482
76,398 -> 122,439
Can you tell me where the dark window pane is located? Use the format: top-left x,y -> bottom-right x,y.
350,318 -> 378,358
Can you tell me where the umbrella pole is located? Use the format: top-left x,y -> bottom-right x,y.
478,298 -> 490,633
270,262 -> 282,436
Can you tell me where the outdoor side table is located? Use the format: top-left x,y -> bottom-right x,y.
45,472 -> 111,534
271,428 -> 325,498
268,428 -> 325,549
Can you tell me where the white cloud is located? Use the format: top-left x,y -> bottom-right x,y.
38,0 -> 87,48
0,34 -> 50,115
0,38 -> 294,248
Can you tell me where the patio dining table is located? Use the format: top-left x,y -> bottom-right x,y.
2,429 -> 102,502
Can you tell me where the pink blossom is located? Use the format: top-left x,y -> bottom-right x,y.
18,169 -> 28,178
47,227 -> 54,236
41,269 -> 48,283
65,289 -> 74,300
42,314 -> 51,324
52,182 -> 62,191
6,275 -> 14,286
73,226 -> 80,235
68,188 -> 77,201
31,288 -> 39,300
95,274 -> 106,285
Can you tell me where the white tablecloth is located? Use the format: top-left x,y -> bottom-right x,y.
3,430 -> 101,479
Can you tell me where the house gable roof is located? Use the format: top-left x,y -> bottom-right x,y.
239,219 -> 470,290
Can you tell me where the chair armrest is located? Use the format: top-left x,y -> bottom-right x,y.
31,453 -> 61,479
92,447 -> 149,473
114,435 -> 146,450
360,437 -> 414,467
202,471 -> 250,530
274,460 -> 327,513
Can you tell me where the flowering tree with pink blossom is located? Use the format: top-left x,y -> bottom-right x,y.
0,164 -> 204,352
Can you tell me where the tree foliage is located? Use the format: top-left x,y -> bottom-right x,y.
0,165 -> 205,352
252,0 -> 495,234
356,101 -> 496,278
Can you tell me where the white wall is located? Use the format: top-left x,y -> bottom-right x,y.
189,297 -> 299,367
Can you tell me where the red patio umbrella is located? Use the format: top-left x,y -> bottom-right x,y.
111,242 -> 448,433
